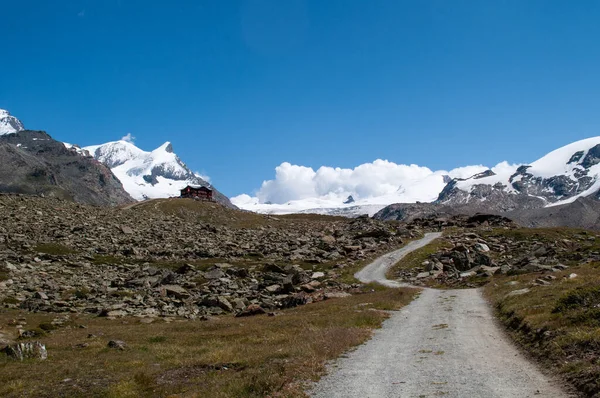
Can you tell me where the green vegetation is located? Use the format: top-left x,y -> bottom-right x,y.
130,198 -> 348,229
34,243 -> 77,256
485,261 -> 600,396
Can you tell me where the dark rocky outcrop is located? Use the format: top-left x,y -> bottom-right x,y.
0,131 -> 133,206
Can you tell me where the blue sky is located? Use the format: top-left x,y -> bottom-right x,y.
2,0 -> 600,197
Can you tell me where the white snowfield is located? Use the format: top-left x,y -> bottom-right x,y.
234,136 -> 600,216
0,109 -> 25,135
83,140 -> 210,201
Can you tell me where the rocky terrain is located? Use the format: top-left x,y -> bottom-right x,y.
0,195 -> 414,320
0,130 -> 133,206
392,225 -> 599,288
375,193 -> 600,232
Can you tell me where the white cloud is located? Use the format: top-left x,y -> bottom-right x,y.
236,159 -> 492,207
121,133 -> 135,143
194,171 -> 211,183
77,10 -> 85,17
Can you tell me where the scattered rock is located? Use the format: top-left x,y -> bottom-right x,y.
311,272 -> 325,279
506,288 -> 531,297
3,341 -> 47,360
107,340 -> 127,350
235,304 -> 266,317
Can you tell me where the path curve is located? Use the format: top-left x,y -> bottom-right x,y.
355,232 -> 442,287
310,234 -> 570,398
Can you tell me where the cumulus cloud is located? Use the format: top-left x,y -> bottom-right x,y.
232,159 -> 496,207
121,133 -> 135,142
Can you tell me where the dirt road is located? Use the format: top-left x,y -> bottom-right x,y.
310,234 -> 569,398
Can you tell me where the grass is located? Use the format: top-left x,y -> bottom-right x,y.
0,287 -> 418,398
129,198 -> 349,229
34,243 -> 77,256
484,261 -> 600,396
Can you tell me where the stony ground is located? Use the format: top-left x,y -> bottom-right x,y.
0,194 -> 418,321
392,227 -> 599,288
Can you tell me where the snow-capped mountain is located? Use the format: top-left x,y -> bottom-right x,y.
235,137 -> 600,217
436,137 -> 600,212
84,140 -> 235,207
0,109 -> 25,135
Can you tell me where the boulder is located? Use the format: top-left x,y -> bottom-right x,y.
204,269 -> 226,279
235,304 -> 266,317
3,342 -> 47,360
161,285 -> 190,299
107,340 -> 127,350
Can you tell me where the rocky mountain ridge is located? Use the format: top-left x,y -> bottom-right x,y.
0,108 -> 233,208
0,129 -> 133,206
436,137 -> 600,212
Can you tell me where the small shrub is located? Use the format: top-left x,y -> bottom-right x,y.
110,290 -> 135,298
2,297 -> 19,305
38,322 -> 57,332
553,286 -> 600,313
148,336 -> 167,344
34,243 -> 76,256
74,287 -> 90,299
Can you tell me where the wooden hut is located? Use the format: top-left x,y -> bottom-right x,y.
180,185 -> 213,201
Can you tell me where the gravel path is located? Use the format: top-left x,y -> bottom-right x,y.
355,232 -> 442,287
310,234 -> 569,398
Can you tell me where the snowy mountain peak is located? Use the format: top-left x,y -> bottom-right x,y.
82,139 -> 234,207
156,141 -> 174,153
0,109 -> 25,136
437,136 -> 600,210
84,140 -> 146,168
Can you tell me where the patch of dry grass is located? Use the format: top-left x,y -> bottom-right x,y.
0,287 -> 417,398
129,198 -> 348,229
484,262 -> 600,396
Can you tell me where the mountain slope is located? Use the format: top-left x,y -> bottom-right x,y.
84,140 -> 235,208
0,130 -> 133,206
437,137 -> 600,211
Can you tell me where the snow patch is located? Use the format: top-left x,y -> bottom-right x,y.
0,108 -> 25,135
